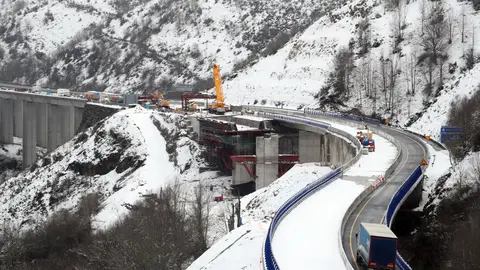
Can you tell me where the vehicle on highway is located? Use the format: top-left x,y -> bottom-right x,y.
57,88 -> 71,96
356,223 -> 397,270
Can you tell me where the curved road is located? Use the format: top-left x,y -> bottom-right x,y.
342,127 -> 428,269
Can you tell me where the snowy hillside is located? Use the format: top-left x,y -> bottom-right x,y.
0,0 -> 346,92
222,0 -> 480,135
0,107 -> 219,231
188,164 -> 333,270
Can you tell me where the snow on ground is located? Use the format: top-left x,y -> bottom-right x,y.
219,0 -> 480,130
189,117 -> 398,269
416,144 -> 451,210
22,3 -> 100,53
0,106 -> 217,233
272,125 -> 398,269
426,151 -> 480,208
273,180 -> 364,270
188,164 -> 333,270
0,137 -> 23,160
409,63 -> 480,140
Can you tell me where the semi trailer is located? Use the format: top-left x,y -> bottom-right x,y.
356,223 -> 397,270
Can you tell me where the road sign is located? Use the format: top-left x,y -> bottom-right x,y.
440,126 -> 464,133
440,126 -> 464,143
421,159 -> 428,166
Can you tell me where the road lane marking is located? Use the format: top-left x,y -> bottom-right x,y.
348,135 -> 410,269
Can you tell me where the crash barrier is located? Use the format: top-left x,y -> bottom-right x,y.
247,106 -> 425,270
382,165 -> 423,270
338,184 -> 377,270
256,112 -> 363,270
371,175 -> 386,190
404,129 -> 447,150
304,108 -> 430,270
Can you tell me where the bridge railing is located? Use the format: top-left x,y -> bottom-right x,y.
254,111 -> 363,270
253,106 -> 430,270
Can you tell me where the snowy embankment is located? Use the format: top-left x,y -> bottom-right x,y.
272,125 -> 398,269
0,106 -> 226,232
415,143 -> 451,209
189,119 -> 398,269
188,165 -> 334,270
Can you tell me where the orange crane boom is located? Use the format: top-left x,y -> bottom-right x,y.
213,63 -> 224,105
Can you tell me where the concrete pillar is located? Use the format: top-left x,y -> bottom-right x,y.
299,130 -> 322,163
13,100 -> 23,138
74,107 -> 84,135
232,163 -> 252,185
0,99 -> 14,144
47,104 -> 62,152
36,103 -> 48,148
256,134 -> 279,189
23,101 -> 37,169
61,106 -> 74,144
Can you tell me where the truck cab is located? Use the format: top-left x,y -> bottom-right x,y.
356,223 -> 397,270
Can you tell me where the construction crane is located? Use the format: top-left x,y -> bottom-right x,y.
209,63 -> 226,115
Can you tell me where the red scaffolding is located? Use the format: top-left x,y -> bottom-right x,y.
230,154 -> 299,179
181,93 -> 216,110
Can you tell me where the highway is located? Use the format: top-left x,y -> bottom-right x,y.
341,127 -> 427,269
245,106 -> 429,269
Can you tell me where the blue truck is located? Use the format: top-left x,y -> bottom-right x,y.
356,223 -> 398,269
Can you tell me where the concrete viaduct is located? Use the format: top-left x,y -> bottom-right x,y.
0,90 -> 87,168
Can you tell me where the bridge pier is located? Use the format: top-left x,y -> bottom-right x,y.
298,130 -> 326,164
13,100 -> 23,137
48,104 -> 63,152
23,101 -> 37,168
36,103 -> 48,148
256,134 -> 279,189
0,99 -> 14,144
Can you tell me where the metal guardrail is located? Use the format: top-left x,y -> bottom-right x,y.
249,106 -> 429,270
253,110 -> 363,270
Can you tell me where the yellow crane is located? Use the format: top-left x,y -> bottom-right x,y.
209,63 -> 226,114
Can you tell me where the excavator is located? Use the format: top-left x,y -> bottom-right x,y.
151,91 -> 171,110
209,63 -> 227,115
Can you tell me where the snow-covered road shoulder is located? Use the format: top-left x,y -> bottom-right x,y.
272,124 -> 398,269
188,164 -> 333,270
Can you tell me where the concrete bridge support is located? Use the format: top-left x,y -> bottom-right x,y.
0,99 -> 14,144
256,134 -> 279,189
23,101 -> 37,168
298,130 -> 326,164
13,100 -> 23,137
0,93 -> 87,168
36,103 -> 48,148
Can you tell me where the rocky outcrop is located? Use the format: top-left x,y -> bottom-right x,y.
76,103 -> 121,134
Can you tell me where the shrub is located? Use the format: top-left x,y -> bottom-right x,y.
0,184 -> 211,269
446,88 -> 480,159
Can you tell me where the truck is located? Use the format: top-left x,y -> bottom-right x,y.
356,223 -> 397,270
57,88 -> 71,96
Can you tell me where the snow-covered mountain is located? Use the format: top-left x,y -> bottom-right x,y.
0,0 -> 345,92
223,0 -> 480,129
0,107 -> 225,232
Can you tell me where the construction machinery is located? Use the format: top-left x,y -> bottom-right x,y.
209,64 -> 227,114
156,92 -> 171,109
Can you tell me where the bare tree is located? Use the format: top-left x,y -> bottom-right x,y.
461,5 -> 466,43
388,52 -> 399,117
447,9 -> 454,44
392,1 -> 407,47
407,52 -> 417,95
191,183 -> 212,256
420,1 -> 449,65
466,26 -> 476,70
357,18 -> 371,55
420,0 -> 427,36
